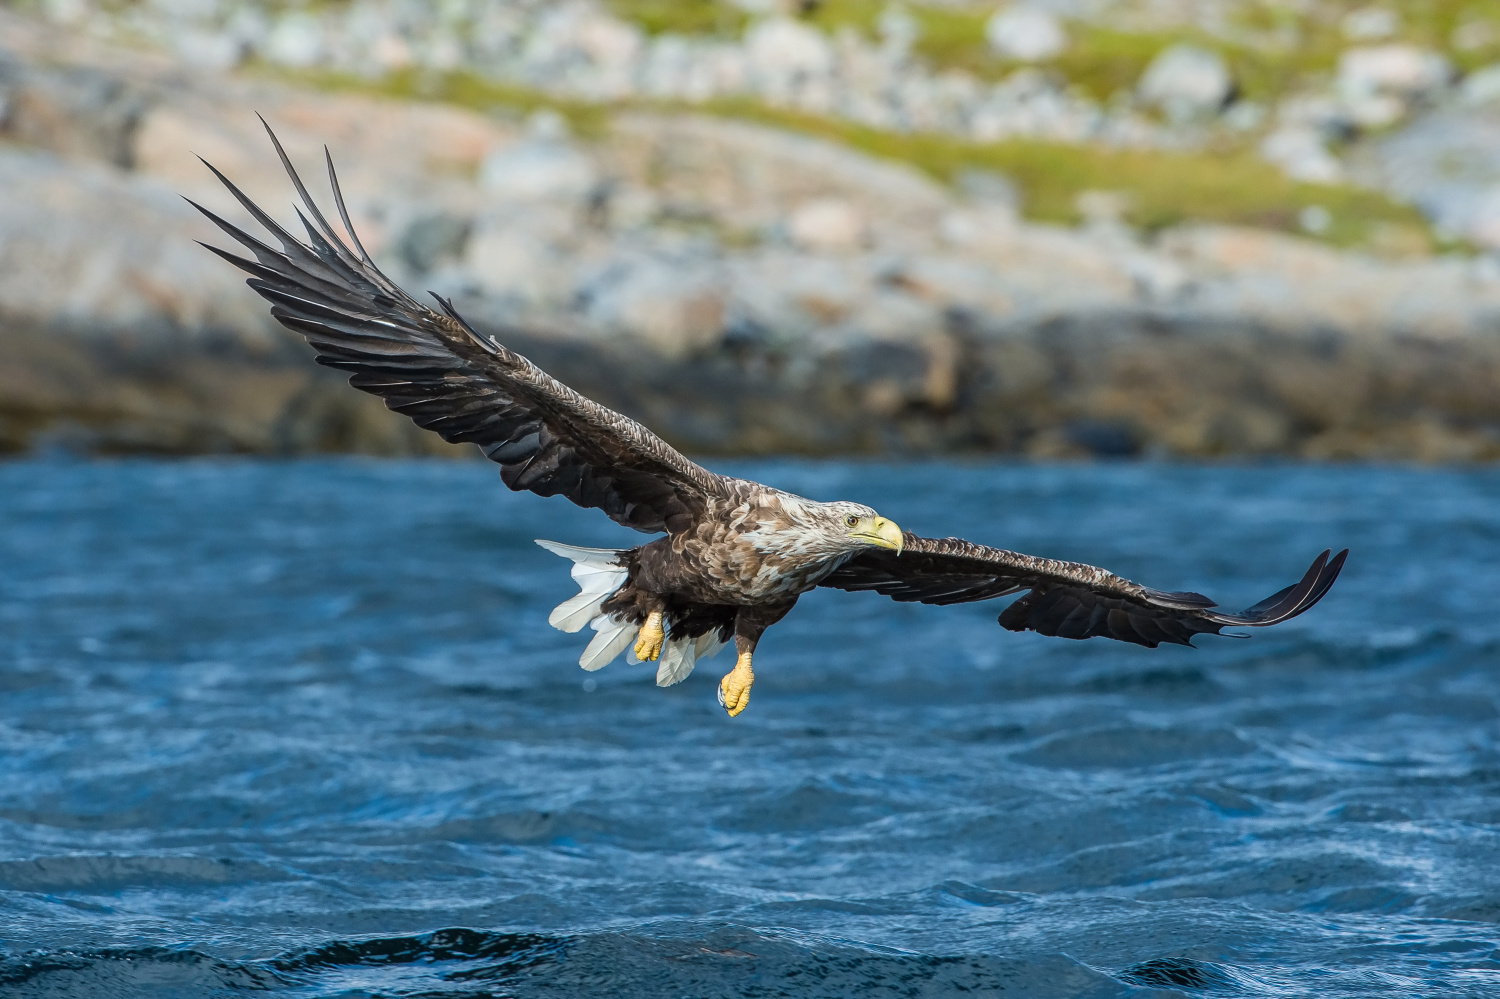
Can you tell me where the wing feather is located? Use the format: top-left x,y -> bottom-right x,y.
194,121 -> 730,534
824,536 -> 1347,648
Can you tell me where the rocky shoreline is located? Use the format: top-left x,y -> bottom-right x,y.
12,308 -> 1500,461
4,7 -> 1500,461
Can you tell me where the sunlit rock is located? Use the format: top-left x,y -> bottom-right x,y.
1338,45 -> 1452,101
479,112 -> 598,205
788,198 -> 867,253
1461,64 -> 1500,106
579,251 -> 727,358
1260,127 -> 1345,184
1341,7 -> 1399,41
1138,44 -> 1233,121
745,16 -> 834,105
264,12 -> 323,68
984,7 -> 1067,62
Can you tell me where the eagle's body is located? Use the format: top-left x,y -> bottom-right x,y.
194,123 -> 1347,716
639,488 -> 879,600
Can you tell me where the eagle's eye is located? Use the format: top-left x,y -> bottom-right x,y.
844,514 -> 860,527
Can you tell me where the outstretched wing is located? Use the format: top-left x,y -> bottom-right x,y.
191,119 -> 725,535
822,537 -> 1347,648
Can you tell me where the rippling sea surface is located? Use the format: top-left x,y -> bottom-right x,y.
1,458 -> 1498,998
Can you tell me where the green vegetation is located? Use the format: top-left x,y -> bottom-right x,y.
275,66 -> 616,139
271,60 -> 1430,251
706,98 -> 1430,247
604,0 -> 747,37
786,0 -> 1500,101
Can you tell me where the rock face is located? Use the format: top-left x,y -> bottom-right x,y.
5,9 -> 1500,462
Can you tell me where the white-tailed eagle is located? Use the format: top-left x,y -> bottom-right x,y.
192,123 -> 1347,716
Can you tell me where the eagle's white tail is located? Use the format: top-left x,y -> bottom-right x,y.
537,540 -> 633,670
654,630 -> 729,688
580,614 -> 636,671
537,539 -> 728,681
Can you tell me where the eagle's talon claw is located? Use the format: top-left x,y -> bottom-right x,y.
718,653 -> 754,717
634,611 -> 665,662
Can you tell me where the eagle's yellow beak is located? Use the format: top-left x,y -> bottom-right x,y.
851,516 -> 904,554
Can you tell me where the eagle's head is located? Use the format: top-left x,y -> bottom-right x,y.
805,500 -> 905,557
750,494 -> 905,563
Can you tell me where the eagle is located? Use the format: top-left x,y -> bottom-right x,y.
192,123 -> 1347,717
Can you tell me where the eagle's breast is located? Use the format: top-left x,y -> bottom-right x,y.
641,490 -> 848,604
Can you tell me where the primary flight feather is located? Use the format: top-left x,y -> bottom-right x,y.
193,121 -> 1347,716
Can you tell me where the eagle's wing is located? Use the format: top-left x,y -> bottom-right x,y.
822,536 -> 1347,648
191,122 -> 725,535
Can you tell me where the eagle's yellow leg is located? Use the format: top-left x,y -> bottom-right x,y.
634,611 -> 665,662
718,651 -> 754,717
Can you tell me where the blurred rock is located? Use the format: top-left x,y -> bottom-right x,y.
1454,19 -> 1498,53
1260,127 -> 1344,184
579,251 -> 727,358
1353,106 -> 1500,249
985,7 -> 1067,62
1338,45 -> 1452,102
1342,7 -> 1400,41
522,3 -> 642,100
479,112 -> 597,204
5,7 -> 1500,461
462,212 -> 577,311
0,147 -> 270,338
1221,100 -> 1266,131
398,212 -> 472,274
264,12 -> 323,68
2,0 -> 1183,151
1460,64 -> 1500,106
877,4 -> 918,59
746,16 -> 833,105
0,56 -> 147,167
788,198 -> 866,252
1138,44 -> 1233,121
1324,44 -> 1453,130
171,29 -> 243,71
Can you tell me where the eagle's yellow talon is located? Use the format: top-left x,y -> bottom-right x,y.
634,611 -> 665,662
718,652 -> 754,717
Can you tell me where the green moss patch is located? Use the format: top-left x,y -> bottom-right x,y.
707,98 -> 1430,247
604,0 -> 747,38
269,64 -> 1431,251
276,66 -> 615,139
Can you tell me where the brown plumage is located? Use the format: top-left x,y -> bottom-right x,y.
193,121 -> 1347,716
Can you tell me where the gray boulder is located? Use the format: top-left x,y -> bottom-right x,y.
1260,127 -> 1345,184
578,250 -> 727,358
1354,106 -> 1500,248
479,113 -> 598,205
1338,44 -> 1452,100
1139,44 -> 1233,120
985,7 -> 1067,62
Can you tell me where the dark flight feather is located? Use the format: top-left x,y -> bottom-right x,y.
191,121 -> 727,535
823,538 -> 1347,648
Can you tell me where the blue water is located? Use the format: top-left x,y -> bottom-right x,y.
0,458 -> 1497,998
